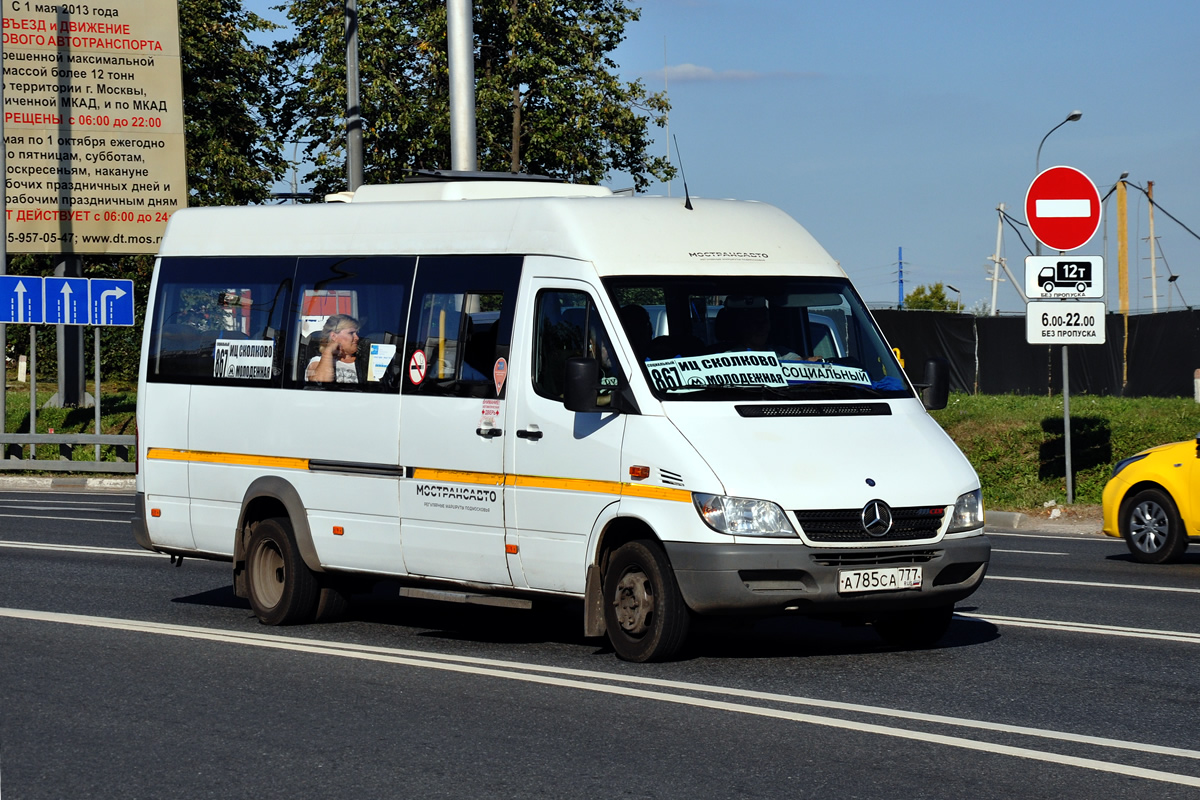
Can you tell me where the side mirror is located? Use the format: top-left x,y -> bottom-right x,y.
921,357 -> 950,410
564,357 -> 600,412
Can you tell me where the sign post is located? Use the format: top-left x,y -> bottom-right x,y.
1024,166 -> 1105,505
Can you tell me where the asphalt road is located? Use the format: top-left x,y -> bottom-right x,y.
4,488 -> 1200,798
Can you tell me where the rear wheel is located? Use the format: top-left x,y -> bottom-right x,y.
1122,488 -> 1187,564
603,541 -> 690,662
246,517 -> 319,625
873,604 -> 954,648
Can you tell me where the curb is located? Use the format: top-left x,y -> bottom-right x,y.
0,475 -> 135,491
985,510 -> 1026,530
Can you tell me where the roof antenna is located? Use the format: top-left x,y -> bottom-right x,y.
673,134 -> 693,210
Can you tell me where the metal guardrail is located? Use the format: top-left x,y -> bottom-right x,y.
0,434 -> 136,473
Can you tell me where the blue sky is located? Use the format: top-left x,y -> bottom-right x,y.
254,0 -> 1200,314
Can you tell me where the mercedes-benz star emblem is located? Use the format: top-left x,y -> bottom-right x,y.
861,500 -> 893,537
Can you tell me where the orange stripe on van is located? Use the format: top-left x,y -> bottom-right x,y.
410,468 -> 504,486
146,448 -> 310,471
507,474 -> 623,496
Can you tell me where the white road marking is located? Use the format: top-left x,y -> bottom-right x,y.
992,549 -> 1069,556
0,513 -> 130,524
2,607 -> 1200,787
988,574 -> 1200,595
0,497 -> 132,506
959,612 -> 1200,645
988,532 -> 1111,542
0,541 -> 161,558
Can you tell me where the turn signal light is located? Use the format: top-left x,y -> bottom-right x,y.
505,543 -> 519,554
150,508 -> 161,517
629,465 -> 651,480
333,526 -> 344,536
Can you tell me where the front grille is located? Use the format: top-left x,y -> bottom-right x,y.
811,549 -> 943,568
736,403 -> 892,418
795,505 -> 946,542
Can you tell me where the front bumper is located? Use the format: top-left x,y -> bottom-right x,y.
665,533 -> 990,615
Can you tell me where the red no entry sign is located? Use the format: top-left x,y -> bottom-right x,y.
1025,166 -> 1101,252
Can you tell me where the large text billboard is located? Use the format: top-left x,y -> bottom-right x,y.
2,0 -> 187,254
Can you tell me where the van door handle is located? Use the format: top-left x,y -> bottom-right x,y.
516,429 -> 543,440
475,427 -> 502,438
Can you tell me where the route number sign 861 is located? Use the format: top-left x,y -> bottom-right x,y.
1025,301 -> 1107,345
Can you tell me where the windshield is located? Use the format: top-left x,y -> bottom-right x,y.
604,276 -> 911,401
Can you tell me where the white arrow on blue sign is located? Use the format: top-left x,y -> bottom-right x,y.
89,278 -> 135,326
44,277 -> 92,325
0,275 -> 44,324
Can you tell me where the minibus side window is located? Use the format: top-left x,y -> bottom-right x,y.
401,256 -> 522,398
532,290 -> 622,400
147,256 -> 294,386
288,256 -> 415,393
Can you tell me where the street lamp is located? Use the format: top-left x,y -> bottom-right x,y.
1034,110 -> 1082,255
946,283 -> 962,313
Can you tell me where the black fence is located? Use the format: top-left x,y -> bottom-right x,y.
874,309 -> 1200,397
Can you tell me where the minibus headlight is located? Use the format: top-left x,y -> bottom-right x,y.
692,493 -> 798,537
947,489 -> 984,533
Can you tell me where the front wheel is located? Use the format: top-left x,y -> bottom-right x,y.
603,541 -> 690,662
246,517 -> 320,625
1043,280 -> 1055,294
1122,488 -> 1187,564
873,604 -> 954,648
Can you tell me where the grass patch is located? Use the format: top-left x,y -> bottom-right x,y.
2,377 -> 136,467
932,393 -> 1200,511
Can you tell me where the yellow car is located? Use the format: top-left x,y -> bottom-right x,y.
1102,435 -> 1199,563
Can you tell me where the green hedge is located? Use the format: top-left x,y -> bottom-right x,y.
932,393 -> 1200,510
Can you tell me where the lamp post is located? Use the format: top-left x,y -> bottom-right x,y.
946,284 -> 961,313
1034,110 -> 1082,256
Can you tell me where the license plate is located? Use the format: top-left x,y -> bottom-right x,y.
837,566 -> 922,594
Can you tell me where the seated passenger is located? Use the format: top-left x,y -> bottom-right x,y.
305,313 -> 362,383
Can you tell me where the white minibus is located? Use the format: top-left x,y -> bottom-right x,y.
133,174 -> 989,661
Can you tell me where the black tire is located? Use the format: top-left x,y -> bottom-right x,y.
246,517 -> 320,625
1076,282 -> 1087,293
1043,280 -> 1055,294
603,540 -> 690,662
1122,488 -> 1187,564
313,580 -> 352,623
873,604 -> 954,648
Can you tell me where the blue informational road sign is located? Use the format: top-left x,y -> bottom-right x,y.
0,275 -> 44,324
89,278 -> 135,326
44,277 -> 92,325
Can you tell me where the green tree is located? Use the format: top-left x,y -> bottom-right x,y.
275,0 -> 674,194
904,283 -> 961,312
180,0 -> 288,205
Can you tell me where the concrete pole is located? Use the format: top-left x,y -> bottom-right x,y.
1147,181 -> 1157,313
345,0 -> 364,190
447,0 -> 478,172
1117,180 -> 1129,391
989,203 -> 1005,316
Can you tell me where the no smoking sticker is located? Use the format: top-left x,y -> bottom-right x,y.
409,349 -> 428,385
